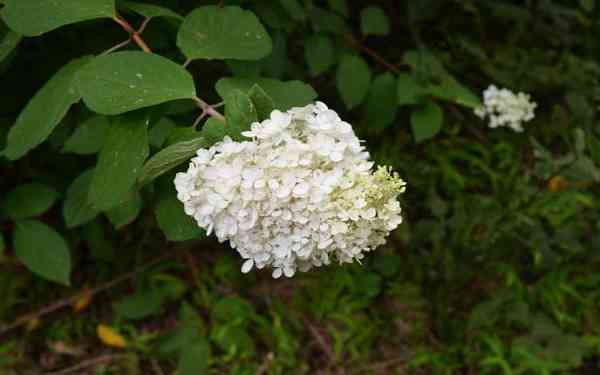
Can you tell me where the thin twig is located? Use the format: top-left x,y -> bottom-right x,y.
102,39 -> 131,55
46,354 -> 126,375
0,252 -> 174,335
192,111 -> 208,128
138,17 -> 151,34
345,35 -> 403,74
182,250 -> 201,287
192,96 -> 226,122
112,15 -> 151,53
305,320 -> 336,364
150,359 -> 165,375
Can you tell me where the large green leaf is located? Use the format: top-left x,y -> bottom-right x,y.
63,169 -> 100,228
178,338 -> 210,375
0,28 -> 21,63
248,84 -> 275,121
177,6 -> 272,61
309,7 -> 347,35
138,137 -> 205,187
105,191 -> 143,229
14,220 -> 71,285
200,118 -> 227,146
2,183 -> 58,220
304,34 -> 335,76
149,117 -> 176,149
364,73 -> 397,130
88,112 -> 149,211
2,57 -> 91,160
278,0 -> 306,21
360,6 -> 390,36
225,90 -> 257,141
2,0 -> 115,36
115,288 -> 167,320
428,77 -> 482,109
410,101 -> 444,143
397,72 -> 426,106
62,116 -> 110,155
328,0 -> 349,17
216,78 -> 317,111
336,55 -> 371,109
77,51 -> 195,115
155,196 -> 204,242
121,1 -> 182,20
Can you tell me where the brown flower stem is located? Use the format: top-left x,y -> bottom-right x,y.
345,34 -> 403,74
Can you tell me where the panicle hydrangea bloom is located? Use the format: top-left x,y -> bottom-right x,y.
474,85 -> 537,132
174,102 -> 406,278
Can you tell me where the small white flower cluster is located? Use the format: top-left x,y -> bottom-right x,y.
174,102 -> 406,278
474,85 -> 537,132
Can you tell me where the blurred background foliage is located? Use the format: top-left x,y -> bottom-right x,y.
1,0 -> 600,374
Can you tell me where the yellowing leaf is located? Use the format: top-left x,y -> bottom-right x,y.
548,176 -> 569,192
97,324 -> 127,348
72,288 -> 93,312
26,318 -> 40,332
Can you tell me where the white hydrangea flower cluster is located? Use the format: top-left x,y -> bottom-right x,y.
474,85 -> 537,132
174,102 -> 406,278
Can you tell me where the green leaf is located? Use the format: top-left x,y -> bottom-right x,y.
364,73 -> 397,129
410,101 -> 443,143
121,1 -> 182,20
165,127 -> 202,146
305,34 -> 335,76
247,84 -> 275,121
82,219 -> 115,261
115,289 -> 166,320
403,49 -> 447,77
428,77 -> 481,109
327,0 -> 349,17
62,116 -> 110,155
225,90 -> 258,141
397,72 -> 426,106
2,57 -> 91,160
2,0 -> 115,36
336,55 -> 371,109
201,118 -> 227,146
278,0 -> 306,21
360,6 -> 390,36
88,112 -> 149,211
138,137 -> 205,187
159,305 -> 203,354
14,220 -> 71,285
216,78 -> 317,111
2,183 -> 58,220
0,28 -> 21,63
149,117 -> 176,149
309,7 -> 347,35
155,196 -> 204,242
77,51 -> 195,115
105,191 -> 142,229
178,338 -> 210,375
177,6 -> 272,61
63,169 -> 100,228
580,0 -> 595,12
